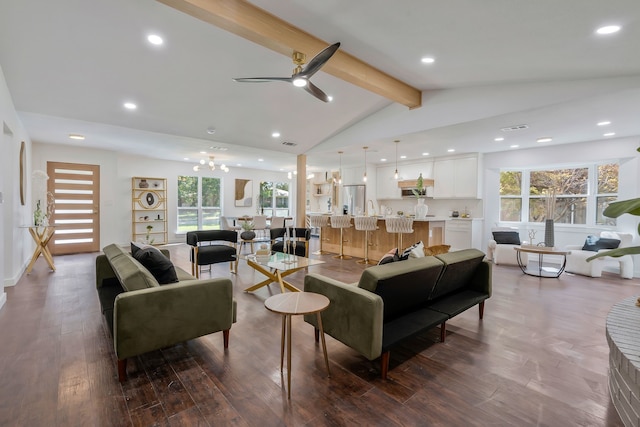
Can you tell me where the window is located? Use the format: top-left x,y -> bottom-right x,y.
259,181 -> 290,217
498,163 -> 618,225
177,176 -> 221,232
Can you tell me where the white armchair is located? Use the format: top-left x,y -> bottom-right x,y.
487,227 -> 528,266
565,231 -> 634,279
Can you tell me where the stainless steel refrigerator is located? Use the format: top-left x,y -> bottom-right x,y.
343,185 -> 366,215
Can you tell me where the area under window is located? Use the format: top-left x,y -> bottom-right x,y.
177,176 -> 222,232
499,163 -> 618,226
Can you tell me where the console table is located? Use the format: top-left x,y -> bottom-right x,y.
23,225 -> 56,273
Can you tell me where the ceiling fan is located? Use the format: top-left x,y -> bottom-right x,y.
233,42 -> 340,102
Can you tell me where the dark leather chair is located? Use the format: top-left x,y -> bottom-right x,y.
270,227 -> 311,257
186,230 -> 238,278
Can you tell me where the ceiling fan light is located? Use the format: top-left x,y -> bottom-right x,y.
193,165 -> 199,171
293,78 -> 307,87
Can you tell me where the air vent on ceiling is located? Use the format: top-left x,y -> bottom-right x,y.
500,124 -> 529,132
209,146 -> 228,151
282,141 -> 297,147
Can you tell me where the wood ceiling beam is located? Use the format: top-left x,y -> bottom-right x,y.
157,0 -> 422,109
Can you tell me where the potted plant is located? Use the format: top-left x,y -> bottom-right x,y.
240,220 -> 256,241
145,225 -> 155,244
412,173 -> 428,219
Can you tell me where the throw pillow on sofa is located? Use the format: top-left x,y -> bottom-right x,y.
132,245 -> 179,284
378,248 -> 399,265
492,231 -> 521,245
581,235 -> 621,252
400,241 -> 424,260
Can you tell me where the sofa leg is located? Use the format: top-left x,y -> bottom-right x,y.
380,351 -> 390,380
479,301 -> 485,319
223,329 -> 230,348
440,321 -> 446,342
118,359 -> 127,382
314,328 -> 320,342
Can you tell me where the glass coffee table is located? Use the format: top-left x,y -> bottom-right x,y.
514,245 -> 570,278
243,252 -> 325,293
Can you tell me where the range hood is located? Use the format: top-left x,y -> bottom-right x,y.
397,178 -> 434,189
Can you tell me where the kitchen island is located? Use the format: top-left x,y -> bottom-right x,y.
309,215 -> 448,262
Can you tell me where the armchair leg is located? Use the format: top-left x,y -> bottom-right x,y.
223,329 -> 230,348
479,301 -> 485,319
380,351 -> 390,380
440,321 -> 447,342
118,359 -> 127,382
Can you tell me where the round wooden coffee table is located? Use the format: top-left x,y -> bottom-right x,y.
264,292 -> 331,399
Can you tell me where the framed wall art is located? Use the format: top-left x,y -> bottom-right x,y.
235,179 -> 252,207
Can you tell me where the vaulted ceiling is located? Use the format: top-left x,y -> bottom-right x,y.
1,0 -> 639,173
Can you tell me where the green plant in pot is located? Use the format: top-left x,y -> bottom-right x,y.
240,221 -> 256,240
587,146 -> 640,262
411,173 -> 424,198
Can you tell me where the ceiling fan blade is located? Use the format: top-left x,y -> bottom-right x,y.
303,80 -> 330,102
297,42 -> 340,79
233,77 -> 293,83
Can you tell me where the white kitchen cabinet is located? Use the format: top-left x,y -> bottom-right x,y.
376,164 -> 401,199
433,155 -> 482,198
444,219 -> 484,251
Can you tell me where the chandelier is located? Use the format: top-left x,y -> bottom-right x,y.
193,155 -> 229,172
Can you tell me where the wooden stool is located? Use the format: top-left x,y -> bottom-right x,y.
354,216 -> 378,265
385,217 -> 414,252
330,215 -> 352,260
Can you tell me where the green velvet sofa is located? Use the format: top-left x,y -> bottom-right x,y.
303,248 -> 491,379
95,243 -> 237,381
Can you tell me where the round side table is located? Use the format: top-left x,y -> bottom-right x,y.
264,292 -> 331,399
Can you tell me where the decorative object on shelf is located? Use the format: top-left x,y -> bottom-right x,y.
528,229 -> 537,245
451,210 -> 459,217
543,189 -> 556,247
334,151 -> 343,185
145,225 -> 155,244
415,198 -> 428,219
193,155 -> 229,173
139,179 -> 149,188
235,179 -> 252,207
138,190 -> 161,209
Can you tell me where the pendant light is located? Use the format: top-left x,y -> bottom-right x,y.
393,140 -> 399,180
362,146 -> 368,182
338,151 -> 343,185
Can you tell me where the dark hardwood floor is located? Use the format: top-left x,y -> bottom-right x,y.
0,239 -> 637,426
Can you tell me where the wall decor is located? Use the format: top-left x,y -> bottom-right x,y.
138,190 -> 161,209
235,179 -> 252,207
19,141 -> 26,205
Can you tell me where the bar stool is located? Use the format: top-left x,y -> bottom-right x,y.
309,215 -> 328,255
385,217 -> 414,252
330,215 -> 352,260
354,216 -> 378,265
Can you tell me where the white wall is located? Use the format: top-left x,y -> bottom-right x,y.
482,137 -> 640,277
32,143 -> 293,246
0,65 -> 34,296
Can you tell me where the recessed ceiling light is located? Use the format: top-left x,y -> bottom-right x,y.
206,127 -> 216,134
236,163 -> 242,167
147,34 -> 163,45
272,132 -> 280,138
200,151 -> 206,154
421,57 -> 435,64
183,157 -> 189,161
447,149 -> 455,153
536,137 -> 553,143
258,158 -> 264,162
596,25 -> 621,35
69,134 -> 85,140
124,102 -> 137,110
494,137 -> 504,142
327,96 -> 334,102
604,132 -> 616,137
422,152 -> 430,156
380,158 -> 387,162
510,145 -> 519,148
597,121 -> 611,126
400,155 -> 406,159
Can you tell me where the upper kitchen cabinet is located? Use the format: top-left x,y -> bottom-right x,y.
376,164 -> 401,199
433,154 -> 482,199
